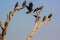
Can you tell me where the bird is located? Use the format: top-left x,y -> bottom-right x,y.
26,2 -> 33,14
48,13 -> 52,18
34,14 -> 40,23
43,16 -> 46,21
14,2 -> 18,9
4,21 -> 8,27
22,0 -> 26,8
33,6 -> 44,13
14,2 -> 20,11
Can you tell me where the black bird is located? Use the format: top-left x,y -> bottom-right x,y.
33,6 -> 44,13
14,2 -> 20,11
48,13 -> 52,18
26,2 -> 33,14
22,0 -> 26,8
43,16 -> 46,21
34,15 -> 40,23
14,2 -> 18,9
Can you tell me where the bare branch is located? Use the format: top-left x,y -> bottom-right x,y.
26,18 -> 52,40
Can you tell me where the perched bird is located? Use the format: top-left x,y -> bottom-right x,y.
14,2 -> 20,11
48,13 -> 52,18
34,14 -> 40,23
43,16 -> 46,21
4,21 -> 8,27
26,2 -> 33,14
14,2 -> 18,9
22,0 -> 26,8
33,6 -> 44,13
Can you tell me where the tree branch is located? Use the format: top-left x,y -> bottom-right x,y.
0,7 -> 20,40
26,18 -> 52,40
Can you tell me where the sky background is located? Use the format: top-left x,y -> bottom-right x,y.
0,0 -> 60,40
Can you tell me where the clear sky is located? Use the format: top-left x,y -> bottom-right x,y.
0,0 -> 60,40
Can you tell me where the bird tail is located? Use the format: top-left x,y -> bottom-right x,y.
33,15 -> 37,18
26,11 -> 30,14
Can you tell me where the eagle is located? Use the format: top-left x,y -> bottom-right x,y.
26,2 -> 33,14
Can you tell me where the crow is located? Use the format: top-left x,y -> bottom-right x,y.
43,16 -> 46,21
33,6 -> 44,13
26,2 -> 33,14
48,13 -> 52,18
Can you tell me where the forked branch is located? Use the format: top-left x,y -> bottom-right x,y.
26,18 -> 52,40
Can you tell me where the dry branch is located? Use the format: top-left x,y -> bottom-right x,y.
0,7 -> 20,40
26,18 -> 52,40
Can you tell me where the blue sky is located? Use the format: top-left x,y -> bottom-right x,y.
0,0 -> 60,40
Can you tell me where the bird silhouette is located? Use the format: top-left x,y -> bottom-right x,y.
14,2 -> 18,9
33,6 -> 44,13
14,2 -> 20,11
22,0 -> 26,8
43,16 -> 46,21
48,13 -> 52,18
26,2 -> 33,14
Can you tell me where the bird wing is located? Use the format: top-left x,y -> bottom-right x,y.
33,15 -> 37,18
26,6 -> 29,10
33,8 -> 39,13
